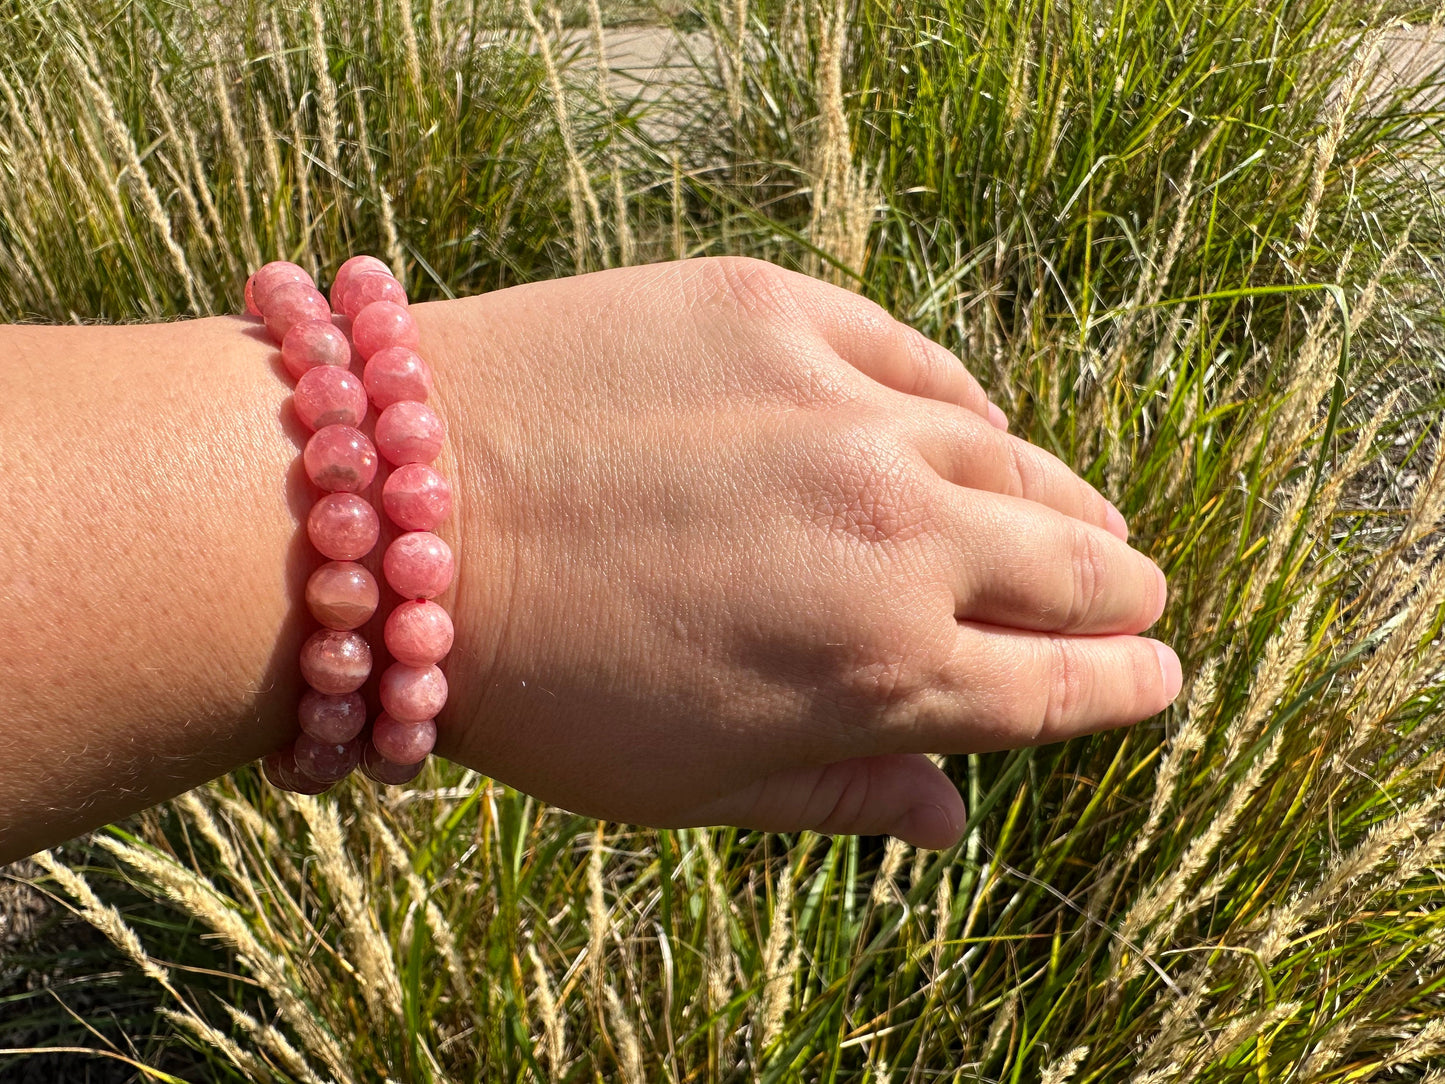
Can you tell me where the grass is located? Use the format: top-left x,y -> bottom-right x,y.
3,0 -> 1445,1079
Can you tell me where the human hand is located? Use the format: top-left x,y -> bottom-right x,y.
419,258 -> 1177,849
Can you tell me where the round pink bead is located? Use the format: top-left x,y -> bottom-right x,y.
294,365 -> 368,431
375,400 -> 445,465
299,629 -> 372,695
382,463 -> 452,531
363,347 -> 433,409
298,688 -> 368,743
262,747 -> 332,793
384,532 -> 454,599
308,493 -> 380,561
264,282 -> 332,342
361,743 -> 424,785
294,733 -> 364,783
371,712 -> 436,765
328,255 -> 392,312
352,301 -> 419,360
306,560 -> 379,630
280,320 -> 351,381
304,425 -> 378,493
380,663 -> 448,722
385,599 -> 454,666
248,261 -> 313,316
341,271 -> 408,319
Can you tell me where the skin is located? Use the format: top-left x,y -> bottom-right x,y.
0,257 -> 1178,864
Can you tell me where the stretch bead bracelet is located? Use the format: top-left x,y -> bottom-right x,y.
245,256 -> 455,793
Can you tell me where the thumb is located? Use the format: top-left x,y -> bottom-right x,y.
681,754 -> 966,850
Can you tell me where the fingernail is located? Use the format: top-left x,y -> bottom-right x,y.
1105,500 -> 1130,540
891,803 -> 961,849
987,402 -> 1009,430
1152,640 -> 1183,704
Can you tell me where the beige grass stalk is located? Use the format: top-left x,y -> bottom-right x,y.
208,48 -> 262,271
292,795 -> 405,1024
365,808 -> 472,1000
757,856 -> 800,1051
1383,1018 -> 1445,1071
1127,958 -> 1215,1080
1171,1002 -> 1301,1084
1298,31 -> 1381,248
697,830 -> 737,1063
218,1003 -> 328,1084
870,835 -> 910,907
1039,1044 -> 1089,1084
393,0 -> 425,101
587,821 -> 608,994
0,72 -> 59,302
979,990 -> 1018,1066
159,1008 -> 277,1081
527,944 -> 567,1074
586,0 -> 634,266
523,0 -> 605,272
712,0 -> 747,125
93,835 -> 356,1083
267,12 -> 316,272
602,984 -> 646,1084
258,106 -> 290,257
351,87 -> 405,278
147,76 -> 210,253
1220,583 -> 1320,767
307,0 -> 342,181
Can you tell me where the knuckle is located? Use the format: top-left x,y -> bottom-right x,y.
701,256 -> 801,321
804,420 -> 932,546
806,759 -> 874,832
1041,638 -> 1087,741
1065,527 -> 1111,633
828,617 -> 940,726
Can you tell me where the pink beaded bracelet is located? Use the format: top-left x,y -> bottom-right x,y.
245,256 -> 455,793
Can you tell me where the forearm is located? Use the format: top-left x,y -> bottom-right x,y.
0,316 -> 307,861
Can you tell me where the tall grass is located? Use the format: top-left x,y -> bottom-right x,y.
5,0 -> 1445,1079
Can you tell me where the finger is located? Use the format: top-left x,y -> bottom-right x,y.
777,270 -> 1007,428
679,753 -> 967,850
894,625 -> 1182,752
930,487 -> 1165,634
896,396 -> 1130,541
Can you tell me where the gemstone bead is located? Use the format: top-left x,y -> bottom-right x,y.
299,629 -> 372,695
328,254 -> 391,312
281,320 -> 351,381
352,300 -> 419,360
263,282 -> 331,342
375,400 -> 445,465
363,346 -> 433,409
304,425 -> 378,493
341,271 -> 408,318
384,532 -> 454,598
248,261 -> 313,316
298,688 -> 368,743
379,663 -> 448,722
306,560 -> 379,630
371,712 -> 436,765
385,599 -> 454,666
361,743 -> 425,785
308,493 -> 380,561
294,365 -> 368,431
382,463 -> 451,531
262,747 -> 332,793
294,733 -> 364,782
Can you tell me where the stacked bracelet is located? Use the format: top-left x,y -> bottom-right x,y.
245,256 -> 454,793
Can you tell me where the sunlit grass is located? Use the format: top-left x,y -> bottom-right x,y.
5,0 -> 1445,1079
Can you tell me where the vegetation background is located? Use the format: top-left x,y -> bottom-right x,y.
2,0 -> 1445,1080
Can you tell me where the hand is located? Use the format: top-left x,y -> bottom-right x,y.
419,258 -> 1178,849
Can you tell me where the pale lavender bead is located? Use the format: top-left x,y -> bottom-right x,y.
299,629 -> 372,695
304,425 -> 378,493
382,463 -> 452,531
383,532 -> 454,599
293,733 -> 364,783
371,712 -> 436,765
308,493 -> 380,561
375,400 -> 445,465
379,663 -> 448,722
305,560 -> 379,630
363,346 -> 433,409
294,365 -> 368,431
298,688 -> 368,743
361,743 -> 424,785
384,599 -> 454,666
